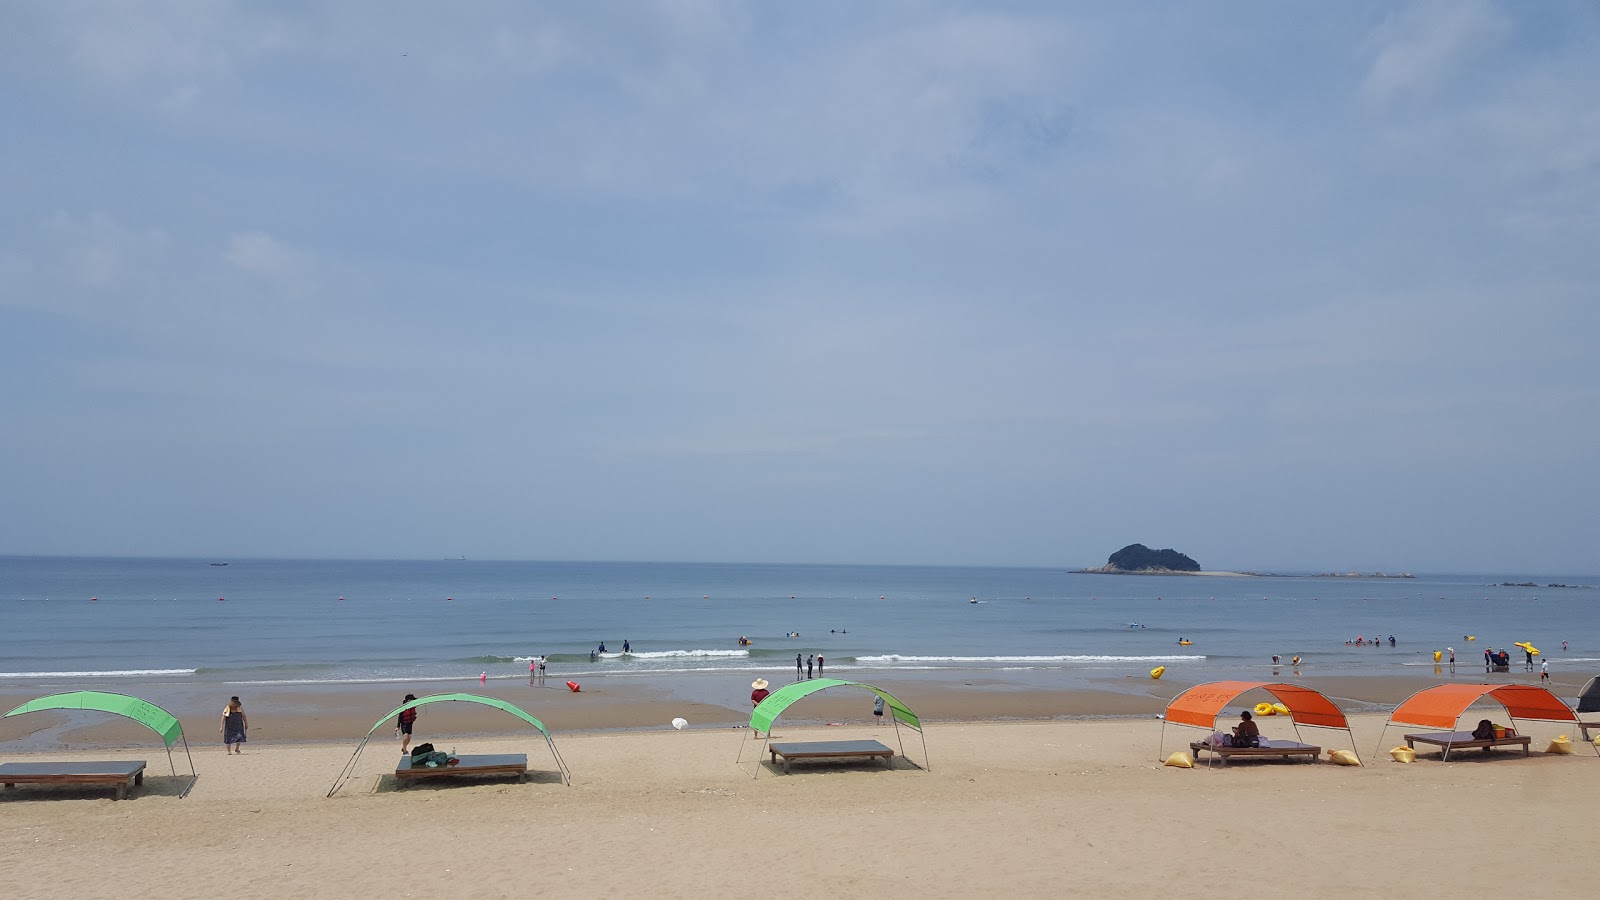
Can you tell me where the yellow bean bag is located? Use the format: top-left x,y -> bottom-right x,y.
1164,752 -> 1193,768
1328,749 -> 1361,766
1389,746 -> 1416,763
1547,736 -> 1574,754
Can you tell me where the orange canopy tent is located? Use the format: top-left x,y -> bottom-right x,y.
1377,683 -> 1594,758
1388,683 -> 1577,730
1160,681 -> 1358,762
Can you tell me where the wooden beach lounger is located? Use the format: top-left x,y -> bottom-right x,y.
1187,739 -> 1321,766
394,753 -> 527,786
1579,723 -> 1599,742
768,739 -> 895,774
0,760 -> 147,800
1403,731 -> 1531,761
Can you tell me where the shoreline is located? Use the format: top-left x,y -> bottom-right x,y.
5,668 -> 1587,750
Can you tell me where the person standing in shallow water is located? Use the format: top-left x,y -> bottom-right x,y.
221,696 -> 247,754
806,654 -> 814,679
817,653 -> 825,677
795,654 -> 803,680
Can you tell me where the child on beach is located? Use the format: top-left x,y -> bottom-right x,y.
1541,659 -> 1550,682
397,694 -> 418,752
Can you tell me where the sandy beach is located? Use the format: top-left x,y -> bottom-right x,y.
3,674 -> 1597,899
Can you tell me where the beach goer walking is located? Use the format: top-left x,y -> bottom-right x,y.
538,656 -> 547,683
221,696 -> 247,754
795,654 -> 803,679
480,671 -> 487,685
1541,659 -> 1550,683
806,655 -> 814,679
873,695 -> 885,725
750,678 -> 771,708
1525,648 -> 1535,669
397,694 -> 418,753
817,653 -> 824,677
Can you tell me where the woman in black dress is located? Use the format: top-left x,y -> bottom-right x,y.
221,696 -> 248,754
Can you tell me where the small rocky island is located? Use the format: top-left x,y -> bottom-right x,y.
1079,543 -> 1202,574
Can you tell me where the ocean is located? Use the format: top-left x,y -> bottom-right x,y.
2,556 -> 1597,692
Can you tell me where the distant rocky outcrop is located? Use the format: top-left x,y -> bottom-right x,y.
1082,543 -> 1201,574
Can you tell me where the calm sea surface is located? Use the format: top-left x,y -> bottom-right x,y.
2,557 -> 1597,691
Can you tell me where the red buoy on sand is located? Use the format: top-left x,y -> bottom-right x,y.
566,681 -> 581,693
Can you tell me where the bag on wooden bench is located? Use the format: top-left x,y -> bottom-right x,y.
410,743 -> 435,757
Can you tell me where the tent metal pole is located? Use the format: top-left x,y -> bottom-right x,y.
327,733 -> 373,798
166,744 -> 176,776
1158,720 -> 1167,761
178,734 -> 198,799
918,726 -> 929,772
891,715 -> 908,764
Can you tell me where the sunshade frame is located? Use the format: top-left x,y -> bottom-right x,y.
736,678 -> 928,778
1374,683 -> 1596,759
1158,680 -> 1361,766
3,690 -> 197,797
326,692 -> 570,797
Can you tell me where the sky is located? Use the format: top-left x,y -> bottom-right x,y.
1,1 -> 1596,573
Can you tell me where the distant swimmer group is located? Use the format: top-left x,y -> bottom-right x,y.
1177,638 -> 1192,646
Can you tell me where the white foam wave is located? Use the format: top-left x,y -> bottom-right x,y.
856,654 -> 1201,663
597,649 -> 750,659
0,668 -> 197,678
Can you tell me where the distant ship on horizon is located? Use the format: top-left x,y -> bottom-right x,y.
209,562 -> 228,566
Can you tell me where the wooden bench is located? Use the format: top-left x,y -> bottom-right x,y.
768,740 -> 895,774
1188,739 -> 1321,766
1577,722 -> 1598,742
0,761 -> 147,800
1404,731 -> 1531,761
394,753 -> 527,787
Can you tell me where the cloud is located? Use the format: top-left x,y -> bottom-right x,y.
42,210 -> 168,290
224,230 -> 308,283
1362,0 -> 1509,104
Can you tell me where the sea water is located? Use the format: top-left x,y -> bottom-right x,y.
1,556 -> 1596,691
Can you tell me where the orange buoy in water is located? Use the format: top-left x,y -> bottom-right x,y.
566,681 -> 581,693
218,597 -> 225,602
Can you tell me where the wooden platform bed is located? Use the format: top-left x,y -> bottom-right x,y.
394,753 -> 528,786
767,740 -> 895,774
0,761 -> 147,800
1188,739 -> 1322,766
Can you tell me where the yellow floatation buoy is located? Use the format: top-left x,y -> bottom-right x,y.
1178,640 -> 1192,646
1164,751 -> 1193,768
1466,636 -> 1475,641
1547,736 -> 1574,754
1432,650 -> 1442,663
1254,702 -> 1274,716
1328,749 -> 1361,766
1150,666 -> 1165,680
1389,746 -> 1416,763
1272,703 -> 1290,716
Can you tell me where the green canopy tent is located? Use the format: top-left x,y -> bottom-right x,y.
738,679 -> 928,777
3,691 -> 197,798
326,693 -> 570,797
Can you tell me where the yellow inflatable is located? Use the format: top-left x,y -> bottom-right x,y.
1328,749 -> 1361,766
1150,666 -> 1165,680
1178,640 -> 1192,646
1432,650 -> 1442,663
1272,703 -> 1290,716
1164,751 -> 1193,768
1466,636 -> 1475,641
1254,702 -> 1274,716
1389,746 -> 1416,763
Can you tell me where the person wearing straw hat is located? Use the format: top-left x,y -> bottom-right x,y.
750,678 -> 771,708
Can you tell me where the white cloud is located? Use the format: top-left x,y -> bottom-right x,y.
43,210 -> 168,290
1362,0 -> 1508,104
224,230 -> 308,283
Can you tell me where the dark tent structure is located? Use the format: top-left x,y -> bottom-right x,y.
1576,675 -> 1600,714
